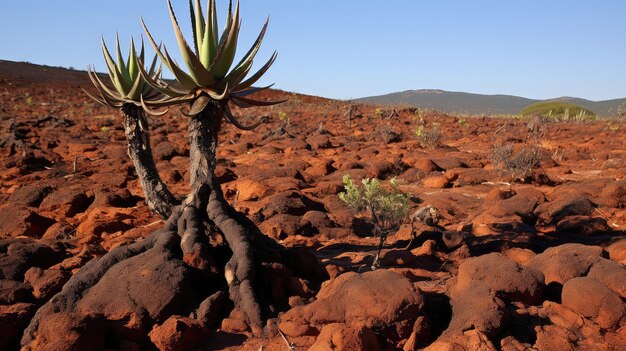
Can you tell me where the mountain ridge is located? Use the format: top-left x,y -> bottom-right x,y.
356,89 -> 626,117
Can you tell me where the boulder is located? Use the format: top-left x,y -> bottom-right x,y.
76,247 -> 196,329
39,186 -> 93,217
534,192 -> 594,226
525,244 -> 604,285
561,277 -> 626,329
0,205 -> 55,238
456,253 -> 544,305
280,270 -> 424,343
23,267 -> 71,300
308,323 -> 381,351
149,316 -> 209,351
0,279 -> 32,304
22,312 -> 107,351
586,259 -> 626,298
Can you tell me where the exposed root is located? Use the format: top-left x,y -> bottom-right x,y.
207,181 -> 263,334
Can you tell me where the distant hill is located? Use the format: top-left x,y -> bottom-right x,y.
356,89 -> 626,117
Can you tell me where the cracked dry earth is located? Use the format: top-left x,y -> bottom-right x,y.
1,60 -> 626,351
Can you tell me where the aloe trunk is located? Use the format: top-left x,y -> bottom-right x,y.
121,104 -> 179,217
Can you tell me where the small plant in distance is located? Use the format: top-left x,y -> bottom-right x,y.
617,103 -> 626,120
278,111 -> 289,128
415,122 -> 441,148
457,117 -> 469,128
374,107 -> 384,119
339,175 -> 410,269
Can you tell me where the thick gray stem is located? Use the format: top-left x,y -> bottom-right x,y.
122,104 -> 179,218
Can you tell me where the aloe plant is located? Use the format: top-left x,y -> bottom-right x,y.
66,0 -> 301,340
140,0 -> 283,122
85,36 -> 178,217
139,0 -> 287,332
85,35 -> 165,113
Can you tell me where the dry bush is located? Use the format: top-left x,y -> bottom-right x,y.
415,122 -> 442,149
491,143 -> 541,181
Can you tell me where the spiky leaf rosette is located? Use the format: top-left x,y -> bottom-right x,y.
141,0 -> 283,116
85,35 -> 168,116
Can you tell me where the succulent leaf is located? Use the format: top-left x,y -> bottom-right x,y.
140,0 -> 282,110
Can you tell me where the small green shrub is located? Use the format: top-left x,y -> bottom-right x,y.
339,175 -> 410,268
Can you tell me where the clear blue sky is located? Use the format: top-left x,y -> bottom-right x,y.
1,1 -> 625,101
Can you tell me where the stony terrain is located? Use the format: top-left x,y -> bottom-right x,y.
1,61 -> 625,350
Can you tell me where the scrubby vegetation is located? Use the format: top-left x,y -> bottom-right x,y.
339,175 -> 410,268
520,101 -> 596,121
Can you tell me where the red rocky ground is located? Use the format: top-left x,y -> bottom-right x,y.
1,60 -> 625,350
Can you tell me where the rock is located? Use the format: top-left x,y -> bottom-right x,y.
534,192 -> 594,226
23,312 -> 107,351
259,214 -> 314,239
91,188 -> 139,208
234,179 -> 269,202
414,158 -> 442,173
456,253 -> 544,305
301,210 -> 335,229
259,191 -> 324,218
8,184 -> 52,207
0,205 -> 55,238
422,175 -> 449,189
23,267 -> 71,300
501,247 -> 536,265
0,303 -> 38,351
556,215 -> 611,236
0,279 -> 32,304
449,168 -> 493,187
76,247 -> 196,329
432,157 -> 466,171
366,160 -> 398,179
221,316 -> 249,334
76,206 -> 134,238
153,141 -> 179,161
533,324 -> 577,351
39,186 -> 93,217
149,316 -> 208,351
587,259 -> 626,298
607,238 -> 626,264
280,270 -> 423,343
596,180 -> 626,208
194,291 -> 226,328
425,329 -> 497,351
403,316 -> 431,351
305,159 -> 337,178
484,188 -> 515,202
447,286 -> 508,338
562,277 -> 626,329
307,134 -> 332,149
525,244 -> 604,285
0,240 -> 64,280
308,323 -> 381,351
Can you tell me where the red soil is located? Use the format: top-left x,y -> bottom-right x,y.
1,60 -> 625,350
